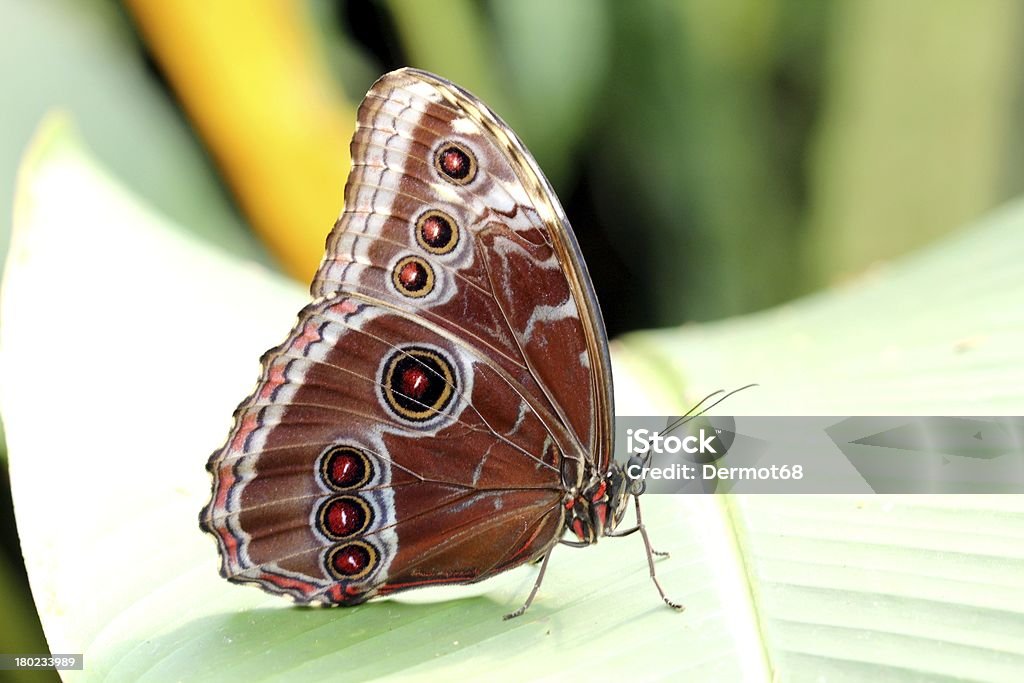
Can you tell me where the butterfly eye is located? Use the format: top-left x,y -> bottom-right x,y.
626,454 -> 648,495
325,541 -> 379,581
434,142 -> 477,184
319,446 -> 373,490
392,255 -> 435,297
416,210 -> 459,255
380,346 -> 457,423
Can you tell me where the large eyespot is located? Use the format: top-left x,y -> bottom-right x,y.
416,210 -> 459,255
392,255 -> 434,297
319,446 -> 373,491
317,495 -> 373,540
434,142 -> 477,184
381,346 -> 456,423
325,540 -> 378,580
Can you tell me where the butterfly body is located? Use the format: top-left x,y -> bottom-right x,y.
200,68 -> 674,615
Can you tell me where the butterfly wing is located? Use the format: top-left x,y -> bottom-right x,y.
200,69 -> 613,604
314,69 -> 613,464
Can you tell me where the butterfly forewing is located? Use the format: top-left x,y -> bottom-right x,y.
314,69 -> 611,462
201,68 -> 613,605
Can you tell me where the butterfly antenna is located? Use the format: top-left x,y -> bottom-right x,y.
662,383 -> 759,437
661,389 -> 725,436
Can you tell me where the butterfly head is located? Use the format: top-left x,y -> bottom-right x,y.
605,459 -> 639,530
566,458 -> 644,543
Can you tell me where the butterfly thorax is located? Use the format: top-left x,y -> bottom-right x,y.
563,460 -> 633,544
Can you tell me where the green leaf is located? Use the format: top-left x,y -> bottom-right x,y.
3,120 -> 1023,682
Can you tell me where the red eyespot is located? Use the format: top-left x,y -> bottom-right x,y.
317,495 -> 372,540
325,541 -> 378,580
434,142 -> 477,184
320,446 -> 373,490
416,210 -> 459,254
381,346 -> 457,423
392,256 -> 434,297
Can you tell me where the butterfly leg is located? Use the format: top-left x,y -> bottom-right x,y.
608,525 -> 670,557
503,550 -> 553,620
606,497 -> 683,611
605,497 -> 670,558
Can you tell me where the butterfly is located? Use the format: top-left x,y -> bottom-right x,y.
199,68 -> 680,619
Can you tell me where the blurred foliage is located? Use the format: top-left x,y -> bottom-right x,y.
125,0 -> 356,282
0,0 -> 1020,329
0,0 -> 267,272
1,0 -> 1022,672
804,0 -> 1024,286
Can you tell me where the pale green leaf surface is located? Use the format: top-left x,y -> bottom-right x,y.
2,121 -> 1023,683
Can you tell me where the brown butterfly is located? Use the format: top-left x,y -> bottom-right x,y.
200,68 -> 680,619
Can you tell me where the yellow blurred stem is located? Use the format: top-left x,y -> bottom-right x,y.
125,0 -> 355,281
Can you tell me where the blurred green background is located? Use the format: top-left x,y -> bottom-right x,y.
2,1 -> 1023,679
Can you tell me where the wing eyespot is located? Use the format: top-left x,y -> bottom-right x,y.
392,255 -> 435,297
415,209 -> 459,255
319,446 -> 374,491
325,540 -> 379,581
316,495 -> 374,540
434,142 -> 477,185
380,346 -> 457,423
